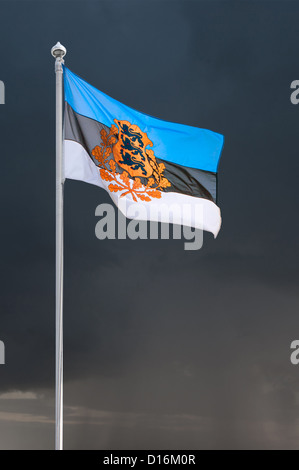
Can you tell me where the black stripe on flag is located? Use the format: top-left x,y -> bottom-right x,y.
64,102 -> 217,202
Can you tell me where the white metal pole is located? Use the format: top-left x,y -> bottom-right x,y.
51,41 -> 67,451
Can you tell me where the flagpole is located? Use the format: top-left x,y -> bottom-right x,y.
51,41 -> 66,451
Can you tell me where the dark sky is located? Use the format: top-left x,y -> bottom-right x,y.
0,0 -> 299,450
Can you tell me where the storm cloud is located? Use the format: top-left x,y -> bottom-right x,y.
0,0 -> 298,449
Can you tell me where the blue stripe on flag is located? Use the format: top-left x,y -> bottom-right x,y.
63,66 -> 224,173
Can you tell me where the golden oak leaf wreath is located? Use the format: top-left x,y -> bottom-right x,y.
91,120 -> 171,202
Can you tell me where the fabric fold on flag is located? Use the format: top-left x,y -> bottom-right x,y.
63,66 -> 224,237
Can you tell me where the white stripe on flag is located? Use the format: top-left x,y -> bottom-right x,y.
64,140 -> 222,237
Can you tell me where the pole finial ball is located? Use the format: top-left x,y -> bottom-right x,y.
51,42 -> 67,59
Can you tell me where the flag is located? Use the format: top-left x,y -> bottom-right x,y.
63,67 -> 224,237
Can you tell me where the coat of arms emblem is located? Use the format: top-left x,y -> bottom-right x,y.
92,120 -> 171,201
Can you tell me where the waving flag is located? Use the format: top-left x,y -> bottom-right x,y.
63,66 -> 224,236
